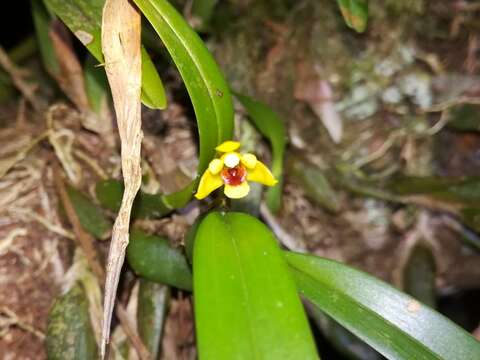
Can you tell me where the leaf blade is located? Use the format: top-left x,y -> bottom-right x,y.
235,93 -> 286,212
285,252 -> 480,360
132,0 -> 234,173
44,0 -> 167,109
127,229 -> 193,290
194,212 -> 319,360
336,0 -> 368,33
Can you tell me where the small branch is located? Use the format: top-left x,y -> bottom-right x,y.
53,164 -> 104,279
0,46 -> 44,111
260,203 -> 307,252
0,306 -> 45,340
53,164 -> 151,360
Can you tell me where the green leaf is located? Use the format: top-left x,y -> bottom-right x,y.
285,252 -> 480,360
31,0 -> 60,76
132,0 -> 234,173
336,0 -> 368,33
65,184 -> 111,239
308,306 -> 382,360
127,229 -> 192,290
193,212 -> 319,359
95,179 -> 195,218
235,93 -> 286,213
137,279 -> 170,359
44,0 -> 167,109
83,54 -> 109,113
403,244 -> 436,308
388,176 -> 480,205
289,157 -> 340,213
140,48 -> 167,109
191,0 -> 219,30
446,104 -> 480,132
46,284 -> 98,360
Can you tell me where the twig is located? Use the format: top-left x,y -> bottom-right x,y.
53,164 -> 151,360
0,306 -> 45,340
53,164 -> 104,279
353,130 -> 404,169
0,46 -> 44,111
260,203 -> 307,252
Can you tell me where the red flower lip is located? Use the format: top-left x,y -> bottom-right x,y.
221,166 -> 247,186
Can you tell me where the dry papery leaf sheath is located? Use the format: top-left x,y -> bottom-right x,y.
100,0 -> 143,358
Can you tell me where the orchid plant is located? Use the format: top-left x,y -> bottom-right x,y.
41,0 -> 480,359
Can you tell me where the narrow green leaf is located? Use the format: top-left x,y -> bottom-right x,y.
46,284 -> 98,360
83,54 -> 109,113
127,229 -> 192,290
0,72 -> 15,103
137,279 -> 170,359
66,184 -> 111,239
403,244 -> 436,308
336,0 -> 368,33
95,179 -> 195,218
194,212 -> 319,359
132,0 -> 234,173
235,93 -> 286,213
388,176 -> 480,205
140,48 -> 167,109
308,306 -> 382,360
285,252 -> 480,360
191,0 -> 219,29
446,104 -> 480,132
44,0 -> 167,109
289,157 -> 340,213
31,0 -> 60,76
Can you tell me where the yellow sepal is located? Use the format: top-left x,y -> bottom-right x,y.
247,161 -> 278,186
216,141 -> 240,153
224,181 -> 250,199
194,170 -> 223,199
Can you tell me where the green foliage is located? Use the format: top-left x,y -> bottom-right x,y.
290,159 -> 340,213
95,179 -> 196,218
193,212 -> 319,359
83,54 -> 109,113
133,0 -> 234,174
286,252 -> 480,360
46,284 -> 98,360
403,244 -> 437,308
191,0 -> 219,29
137,280 -> 170,359
43,0 -> 167,109
127,229 -> 192,290
336,0 -> 368,33
31,0 -> 60,76
447,104 -> 480,132
65,184 -> 111,239
235,93 -> 286,213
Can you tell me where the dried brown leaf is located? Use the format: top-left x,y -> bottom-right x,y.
100,0 -> 143,358
49,22 -> 90,112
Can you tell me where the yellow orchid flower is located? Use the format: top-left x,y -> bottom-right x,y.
195,141 -> 278,200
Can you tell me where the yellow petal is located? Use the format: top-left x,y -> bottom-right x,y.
208,158 -> 224,174
224,181 -> 250,199
216,141 -> 240,153
241,153 -> 257,169
247,161 -> 278,186
195,170 -> 223,199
